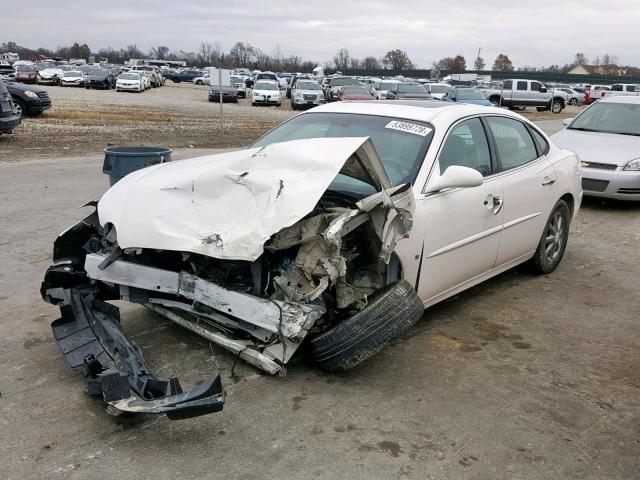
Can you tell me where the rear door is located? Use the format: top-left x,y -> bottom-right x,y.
484,116 -> 558,266
514,80 -> 530,105
415,117 -> 504,304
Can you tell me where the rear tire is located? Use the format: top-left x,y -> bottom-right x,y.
569,98 -> 578,105
551,99 -> 564,113
310,280 -> 424,371
529,200 -> 570,274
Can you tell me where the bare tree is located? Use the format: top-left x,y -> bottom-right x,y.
362,56 -> 381,70
333,48 -> 351,71
473,56 -> 485,71
573,52 -> 588,65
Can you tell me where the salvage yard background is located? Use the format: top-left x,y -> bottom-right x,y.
0,84 -> 639,479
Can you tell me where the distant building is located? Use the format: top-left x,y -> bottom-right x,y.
128,58 -> 187,68
568,64 -> 628,75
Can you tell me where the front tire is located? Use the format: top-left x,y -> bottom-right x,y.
529,200 -> 570,274
569,98 -> 578,106
13,98 -> 26,118
310,280 -> 424,371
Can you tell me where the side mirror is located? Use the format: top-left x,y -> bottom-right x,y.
539,86 -> 548,93
426,165 -> 484,193
562,117 -> 574,126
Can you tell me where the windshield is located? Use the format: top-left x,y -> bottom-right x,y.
429,85 -> 449,94
456,89 -> 487,100
343,86 -> 369,95
398,84 -> 428,94
378,82 -> 398,90
255,82 -> 278,91
119,73 -> 139,80
257,73 -> 277,80
64,71 -> 81,77
569,102 -> 640,136
296,81 -> 321,90
331,77 -> 358,87
252,112 -> 434,196
16,65 -> 35,72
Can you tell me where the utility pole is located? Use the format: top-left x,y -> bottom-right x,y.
218,68 -> 223,129
476,47 -> 482,72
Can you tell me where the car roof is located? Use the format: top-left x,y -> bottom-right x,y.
600,96 -> 640,104
310,100 -> 503,123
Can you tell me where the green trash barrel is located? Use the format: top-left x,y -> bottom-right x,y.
103,146 -> 173,186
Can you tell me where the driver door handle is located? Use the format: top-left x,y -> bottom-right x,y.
484,195 -> 503,215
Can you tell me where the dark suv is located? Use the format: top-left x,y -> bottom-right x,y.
84,68 -> 116,89
5,81 -> 52,117
0,80 -> 21,134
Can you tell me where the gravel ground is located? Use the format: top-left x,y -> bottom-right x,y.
0,147 -> 638,479
0,82 -> 585,163
0,82 -> 294,162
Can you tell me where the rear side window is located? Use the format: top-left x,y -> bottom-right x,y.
530,128 -> 550,155
629,85 -> 636,92
503,80 -> 512,89
438,118 -> 492,176
517,81 -> 528,91
486,117 -> 538,171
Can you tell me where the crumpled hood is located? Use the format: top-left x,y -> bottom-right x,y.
98,137 -> 391,261
551,128 -> 640,166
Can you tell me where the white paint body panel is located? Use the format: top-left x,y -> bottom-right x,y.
98,137 -> 379,261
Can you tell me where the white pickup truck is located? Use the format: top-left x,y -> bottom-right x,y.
601,83 -> 640,98
480,78 -> 569,113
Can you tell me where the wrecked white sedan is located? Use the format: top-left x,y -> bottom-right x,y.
42,101 -> 582,419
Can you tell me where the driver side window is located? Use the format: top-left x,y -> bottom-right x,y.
438,118 -> 492,176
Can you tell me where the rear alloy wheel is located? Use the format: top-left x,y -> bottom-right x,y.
551,99 -> 564,113
310,280 -> 424,371
569,98 -> 578,105
529,200 -> 570,274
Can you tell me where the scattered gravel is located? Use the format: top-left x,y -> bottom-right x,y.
0,82 -> 295,161
0,81 -> 584,162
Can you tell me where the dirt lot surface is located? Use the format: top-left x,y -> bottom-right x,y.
0,89 -> 637,479
0,82 -> 585,162
0,82 -> 294,162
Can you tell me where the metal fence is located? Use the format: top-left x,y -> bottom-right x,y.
326,69 -> 640,85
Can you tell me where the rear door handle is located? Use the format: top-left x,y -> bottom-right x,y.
542,177 -> 556,186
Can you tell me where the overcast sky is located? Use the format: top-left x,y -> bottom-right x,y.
4,0 -> 640,67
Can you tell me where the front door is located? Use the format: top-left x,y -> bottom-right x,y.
415,117 -> 504,304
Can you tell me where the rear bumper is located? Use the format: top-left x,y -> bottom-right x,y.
0,113 -> 21,132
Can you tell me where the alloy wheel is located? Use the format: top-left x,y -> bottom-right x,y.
544,211 -> 565,264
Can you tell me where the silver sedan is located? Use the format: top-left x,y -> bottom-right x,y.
552,96 -> 640,200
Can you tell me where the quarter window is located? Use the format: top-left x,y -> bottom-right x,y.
530,128 -> 550,155
486,117 -> 538,171
438,118 -> 492,176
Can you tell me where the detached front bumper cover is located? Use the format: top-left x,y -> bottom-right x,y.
45,284 -> 224,419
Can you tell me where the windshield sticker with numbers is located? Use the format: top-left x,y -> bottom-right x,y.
384,120 -> 433,136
